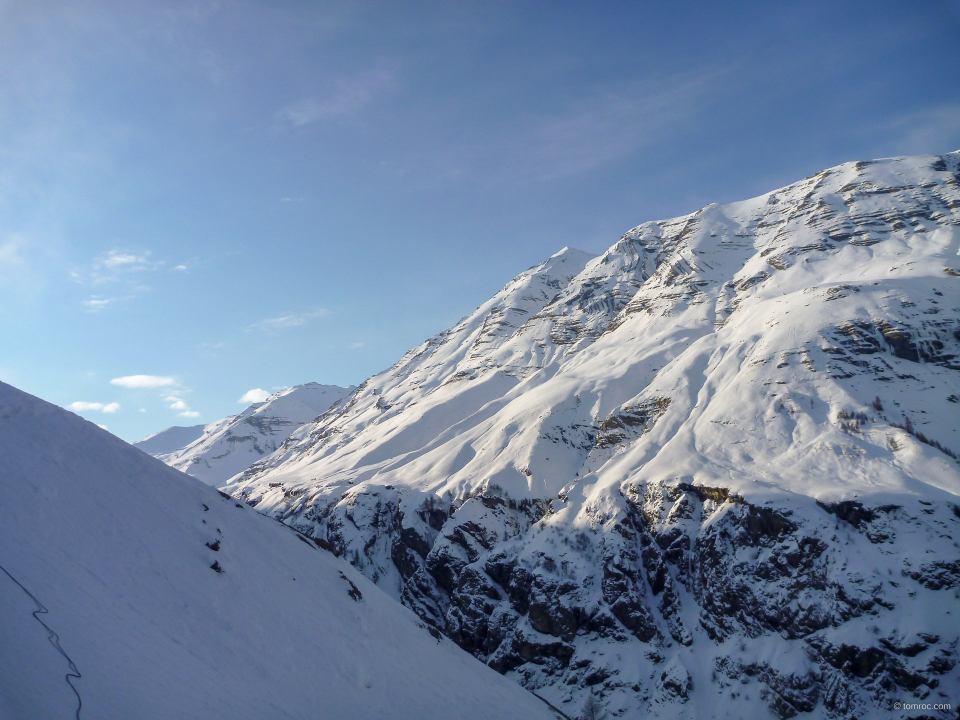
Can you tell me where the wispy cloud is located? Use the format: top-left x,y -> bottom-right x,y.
239,388 -> 271,403
874,103 -> 960,155
72,248 -> 163,286
348,341 -> 365,349
108,374 -> 200,417
0,235 -> 30,274
247,308 -> 328,333
111,375 -> 178,388
68,401 -> 120,414
170,255 -> 200,273
405,68 -> 730,187
162,394 -> 202,417
165,397 -> 189,411
279,64 -> 398,127
0,233 -> 56,305
81,295 -> 130,312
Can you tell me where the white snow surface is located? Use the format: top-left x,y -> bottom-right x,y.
132,423 -> 205,456
0,381 -> 561,720
225,153 -> 960,719
137,382 -> 353,486
234,153 -> 960,513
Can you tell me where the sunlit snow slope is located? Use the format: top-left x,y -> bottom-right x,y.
133,423 -> 205,456
228,153 -> 960,720
136,382 -> 353,486
0,381 -> 561,720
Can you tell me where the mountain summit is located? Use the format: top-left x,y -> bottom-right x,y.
135,382 -> 353,486
226,153 -> 960,719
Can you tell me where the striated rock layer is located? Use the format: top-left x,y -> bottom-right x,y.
226,153 -> 960,719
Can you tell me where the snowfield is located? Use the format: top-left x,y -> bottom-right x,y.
0,381 -> 562,720
135,382 -> 354,487
224,152 -> 960,719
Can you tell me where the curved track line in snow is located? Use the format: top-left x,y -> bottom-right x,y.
0,562 -> 82,719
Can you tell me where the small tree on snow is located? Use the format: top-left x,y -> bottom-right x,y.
581,691 -> 605,720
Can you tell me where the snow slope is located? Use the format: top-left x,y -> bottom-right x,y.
136,382 -> 353,487
133,423 -> 205,456
228,153 -> 960,719
0,381 -> 562,720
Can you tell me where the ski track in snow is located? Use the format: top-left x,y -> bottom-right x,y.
1,381 -> 563,720
0,562 -> 83,719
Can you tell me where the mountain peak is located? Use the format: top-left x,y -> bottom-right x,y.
135,381 -> 355,486
220,151 -> 959,719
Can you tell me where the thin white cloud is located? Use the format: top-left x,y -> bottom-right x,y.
166,398 -> 189,411
178,410 -> 201,418
97,424 -> 109,431
247,308 -> 328,333
81,295 -> 129,312
239,388 -> 271,404
279,64 -> 398,127
409,68 -> 730,187
73,248 -> 163,286
68,401 -> 120,414
0,233 -> 56,305
874,103 -> 960,155
111,375 -> 178,388
0,235 -> 29,273
138,408 -> 147,413
173,264 -> 188,271
102,251 -> 148,269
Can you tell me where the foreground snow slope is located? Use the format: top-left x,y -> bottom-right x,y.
0,381 -> 561,720
136,382 -> 353,486
229,153 -> 960,719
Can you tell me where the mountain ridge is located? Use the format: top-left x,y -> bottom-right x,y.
225,151 -> 960,719
135,381 -> 354,486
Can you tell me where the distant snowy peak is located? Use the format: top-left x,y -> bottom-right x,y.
138,382 -> 354,486
132,423 -> 205,457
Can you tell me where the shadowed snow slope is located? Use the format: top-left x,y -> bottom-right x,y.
0,381 -> 560,720
136,382 -> 354,487
227,153 -> 960,720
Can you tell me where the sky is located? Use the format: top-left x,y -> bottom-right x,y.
1,0 -> 959,442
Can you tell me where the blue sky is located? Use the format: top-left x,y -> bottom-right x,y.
2,0 -> 959,442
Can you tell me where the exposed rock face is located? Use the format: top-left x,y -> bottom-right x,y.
227,153 -> 960,719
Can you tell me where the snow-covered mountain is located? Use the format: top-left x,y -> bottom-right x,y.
133,422 -> 206,456
136,382 -> 353,486
0,380 -> 563,720
226,152 -> 960,719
